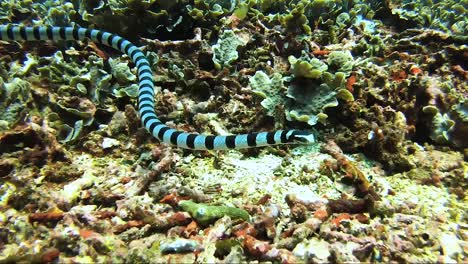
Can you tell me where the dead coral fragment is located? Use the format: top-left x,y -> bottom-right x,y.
0,160 -> 14,177
160,238 -> 201,254
113,220 -> 145,234
321,140 -> 379,199
240,234 -> 272,258
40,248 -> 60,263
41,162 -> 83,183
0,124 -> 67,166
29,208 -> 64,224
327,196 -> 374,215
178,200 -> 250,226
0,125 -> 44,154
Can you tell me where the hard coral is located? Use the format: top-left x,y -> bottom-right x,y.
333,105 -> 413,172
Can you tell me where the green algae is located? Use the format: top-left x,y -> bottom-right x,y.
187,0 -> 237,21
336,88 -> 354,102
281,2 -> 312,35
1,46 -> 138,142
289,56 -> 328,79
1,0 -> 76,26
428,112 -> 455,144
326,50 -> 354,74
286,72 -> 345,126
178,200 -> 250,226
387,0 -> 468,35
248,53 -> 349,126
109,58 -> 137,83
284,51 -> 351,125
212,30 -> 247,69
113,84 -> 139,98
41,52 -> 112,104
249,71 -> 284,121
0,77 -> 31,130
453,100 -> 468,122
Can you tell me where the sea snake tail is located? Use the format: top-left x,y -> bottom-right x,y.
0,25 -> 314,150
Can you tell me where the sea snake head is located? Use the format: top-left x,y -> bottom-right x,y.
289,130 -> 315,144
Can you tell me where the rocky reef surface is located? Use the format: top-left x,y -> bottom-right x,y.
0,0 -> 466,263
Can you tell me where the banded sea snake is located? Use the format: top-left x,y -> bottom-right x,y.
0,25 -> 314,150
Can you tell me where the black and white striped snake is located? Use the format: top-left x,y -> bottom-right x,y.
0,25 -> 314,150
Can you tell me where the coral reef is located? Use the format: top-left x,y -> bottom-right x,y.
0,0 -> 467,263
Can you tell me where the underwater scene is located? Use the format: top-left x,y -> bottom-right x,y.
0,0 -> 467,263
